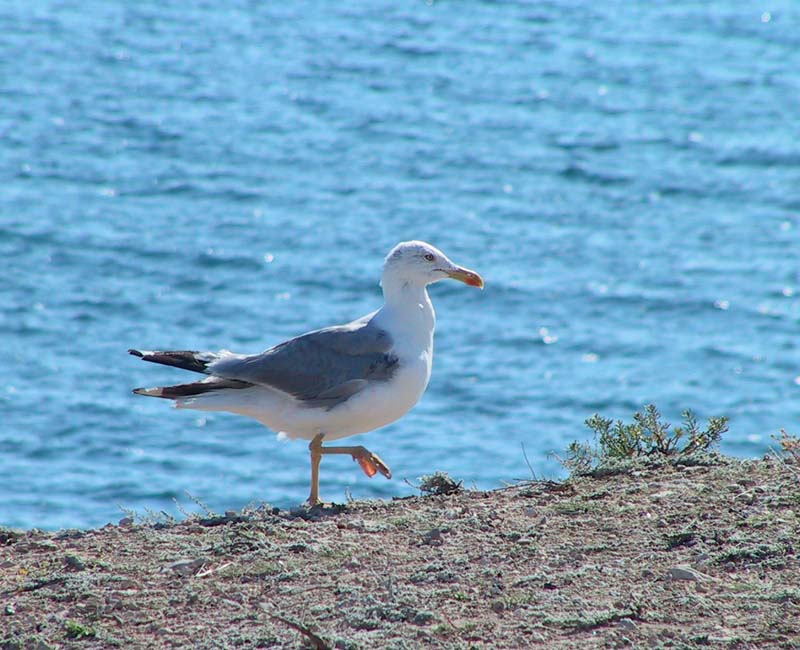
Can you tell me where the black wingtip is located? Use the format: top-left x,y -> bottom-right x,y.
129,349 -> 143,358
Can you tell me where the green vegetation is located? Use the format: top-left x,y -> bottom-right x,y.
563,404 -> 729,476
64,620 -> 96,639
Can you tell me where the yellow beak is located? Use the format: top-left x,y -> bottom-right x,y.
445,266 -> 484,289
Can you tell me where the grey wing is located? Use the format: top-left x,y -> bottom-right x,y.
207,315 -> 398,408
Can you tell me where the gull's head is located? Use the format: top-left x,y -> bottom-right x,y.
382,240 -> 484,289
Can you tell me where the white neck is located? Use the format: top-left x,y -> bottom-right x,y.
379,274 -> 436,352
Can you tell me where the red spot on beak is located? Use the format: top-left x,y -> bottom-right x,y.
447,267 -> 485,289
463,272 -> 484,288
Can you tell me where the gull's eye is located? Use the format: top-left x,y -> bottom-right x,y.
424,253 -> 435,262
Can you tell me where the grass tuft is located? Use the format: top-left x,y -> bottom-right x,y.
64,620 -> 96,639
417,471 -> 463,496
563,404 -> 728,477
772,429 -> 800,464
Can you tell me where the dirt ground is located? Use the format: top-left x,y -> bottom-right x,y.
2,455 -> 799,649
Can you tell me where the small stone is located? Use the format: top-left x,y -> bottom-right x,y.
693,553 -> 711,565
412,610 -> 434,625
667,566 -> 699,581
64,555 -> 86,571
362,520 -> 388,533
618,618 -> 637,631
170,559 -> 205,576
421,529 -> 443,546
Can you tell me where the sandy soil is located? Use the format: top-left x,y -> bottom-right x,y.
2,455 -> 799,649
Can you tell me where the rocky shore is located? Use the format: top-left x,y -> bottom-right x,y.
2,455 -> 798,649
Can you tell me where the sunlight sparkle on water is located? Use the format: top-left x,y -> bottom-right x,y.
539,327 -> 558,345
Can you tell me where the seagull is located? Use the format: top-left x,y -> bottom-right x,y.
129,240 -> 484,506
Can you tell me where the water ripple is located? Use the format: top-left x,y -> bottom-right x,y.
2,0 -> 799,529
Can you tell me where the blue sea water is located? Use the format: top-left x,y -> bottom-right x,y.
1,1 -> 799,530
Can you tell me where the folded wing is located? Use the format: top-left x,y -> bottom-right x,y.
208,315 -> 398,408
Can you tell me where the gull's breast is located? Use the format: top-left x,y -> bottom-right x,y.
271,348 -> 432,442
316,350 -> 432,441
